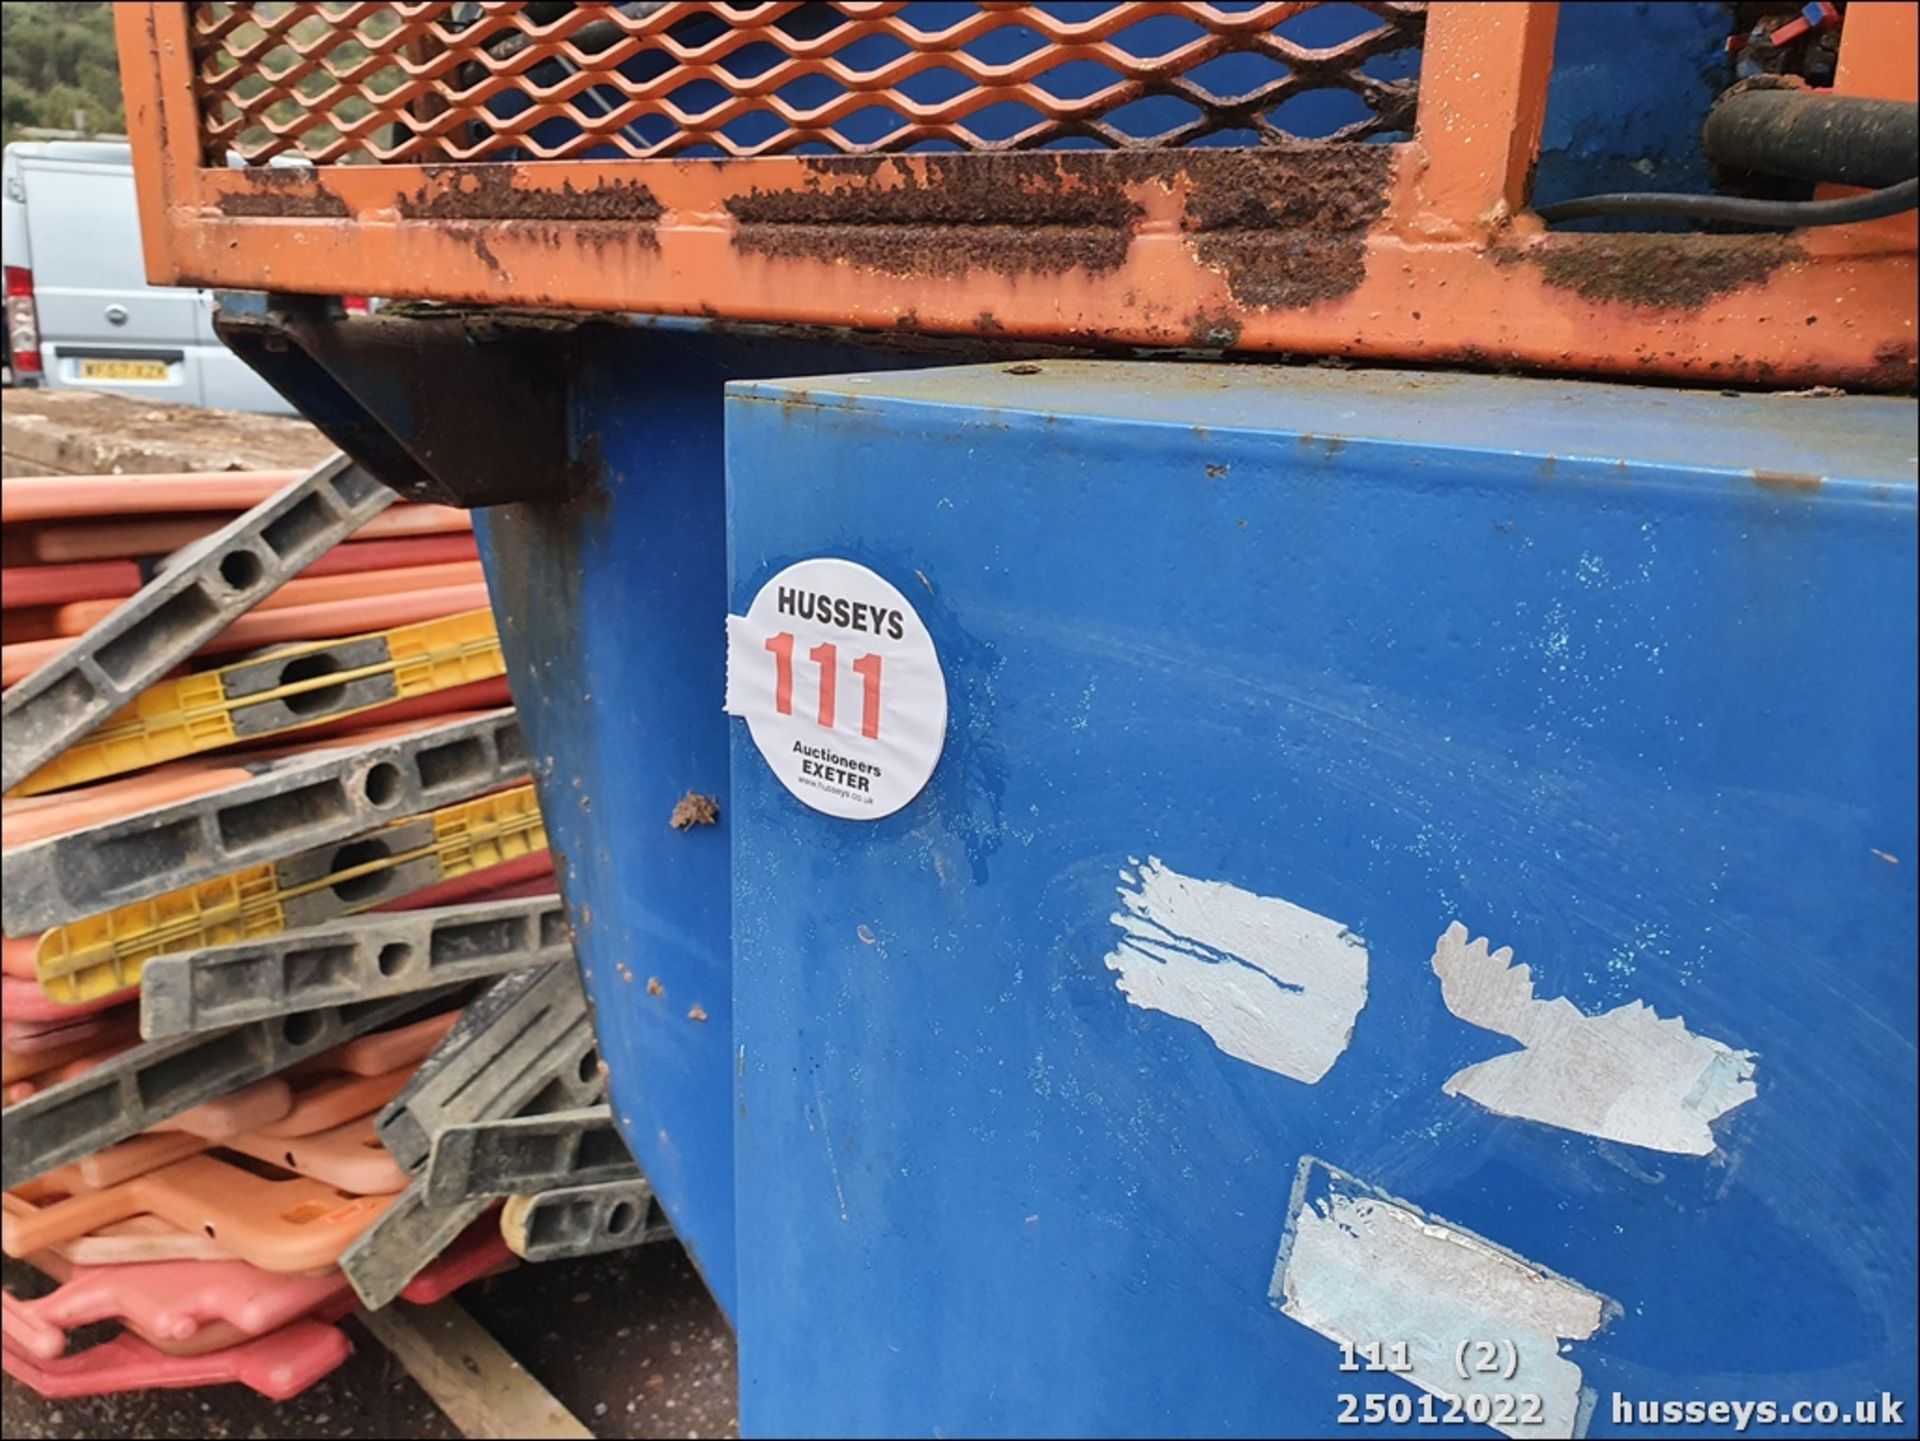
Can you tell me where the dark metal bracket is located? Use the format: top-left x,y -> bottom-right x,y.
214,292 -> 598,509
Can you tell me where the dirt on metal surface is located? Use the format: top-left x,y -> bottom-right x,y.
398,168 -> 665,227
1496,234 -> 1802,309
213,167 -> 353,219
1866,339 -> 1920,391
726,147 -> 1395,307
1177,147 -> 1394,309
728,152 -> 1144,280
670,793 -> 720,831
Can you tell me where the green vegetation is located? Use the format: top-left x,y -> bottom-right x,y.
2,1 -> 126,145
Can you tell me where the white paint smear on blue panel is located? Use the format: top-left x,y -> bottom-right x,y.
1273,1157 -> 1617,1440
1431,922 -> 1758,1156
1102,857 -> 1368,1084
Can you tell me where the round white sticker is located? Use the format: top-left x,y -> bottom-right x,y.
724,557 -> 947,820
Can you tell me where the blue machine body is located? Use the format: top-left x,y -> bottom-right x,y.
471,326 -> 935,1316
716,362 -> 1917,1436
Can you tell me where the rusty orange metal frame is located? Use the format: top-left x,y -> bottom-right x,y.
118,3 -> 1917,390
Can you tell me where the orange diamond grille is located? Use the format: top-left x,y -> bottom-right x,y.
189,1 -> 1426,165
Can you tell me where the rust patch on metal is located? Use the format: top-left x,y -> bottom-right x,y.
670,792 -> 720,830
1186,308 -> 1244,348
1750,468 -> 1823,492
1864,339 -> 1918,392
214,167 -> 351,219
728,148 -> 1392,308
1506,235 -> 1800,309
1175,147 -> 1394,309
728,153 -> 1142,280
398,165 -> 664,230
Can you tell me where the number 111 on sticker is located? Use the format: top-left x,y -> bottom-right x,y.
763,634 -> 883,740
725,556 -> 948,822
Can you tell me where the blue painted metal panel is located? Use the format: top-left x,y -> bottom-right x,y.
472,326 -> 939,1318
725,362 -> 1917,1436
1534,2 -> 1735,230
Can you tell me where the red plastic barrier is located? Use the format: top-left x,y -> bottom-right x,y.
301,532 -> 480,576
0,560 -> 143,610
0,1316 -> 352,1401
0,538 -> 480,611
15,503 -> 471,565
2,1217 -> 511,1362
1,578 -> 491,684
1,972 -> 134,1025
56,560 -> 487,631
0,1013 -> 111,1054
1,761 -> 255,849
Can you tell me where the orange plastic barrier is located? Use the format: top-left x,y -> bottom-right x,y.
302,532 -> 479,576
0,938 -> 38,980
3,1209 -> 238,1266
60,1063 -> 414,1191
16,503 -> 470,564
226,1114 -> 406,1196
6,583 -> 493,684
0,472 -> 306,524
254,1063 -> 416,1137
0,538 -> 481,612
4,1154 -> 393,1271
59,1132 -> 207,1192
2,761 -> 255,848
0,560 -> 144,610
1,1013 -> 139,1084
284,1010 -> 460,1080
55,560 -> 487,631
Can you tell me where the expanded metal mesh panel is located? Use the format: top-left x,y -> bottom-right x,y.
190,1 -> 1426,165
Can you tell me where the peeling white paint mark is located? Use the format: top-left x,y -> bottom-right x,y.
1432,922 -> 1757,1156
1102,857 -> 1367,1084
1273,1158 -> 1616,1440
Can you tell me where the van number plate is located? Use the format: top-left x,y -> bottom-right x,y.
78,359 -> 169,382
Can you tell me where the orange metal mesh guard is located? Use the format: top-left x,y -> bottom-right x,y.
188,2 -> 1427,163
118,2 -> 1917,389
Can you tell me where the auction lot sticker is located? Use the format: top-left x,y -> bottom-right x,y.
725,558 -> 947,820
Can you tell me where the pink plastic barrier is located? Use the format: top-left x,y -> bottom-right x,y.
2,1214 -> 513,1359
0,973 -> 135,1025
0,1317 -> 352,1401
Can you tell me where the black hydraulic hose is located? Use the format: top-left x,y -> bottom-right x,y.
1703,89 -> 1918,190
1534,177 -> 1919,228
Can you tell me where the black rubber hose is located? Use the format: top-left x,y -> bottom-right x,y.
1534,177 -> 1918,228
1704,90 -> 1919,190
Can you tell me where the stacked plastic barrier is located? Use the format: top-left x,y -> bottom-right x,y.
0,459 -> 669,1404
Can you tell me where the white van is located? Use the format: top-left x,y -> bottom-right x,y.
2,140 -> 299,414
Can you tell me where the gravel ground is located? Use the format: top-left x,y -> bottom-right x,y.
1,1240 -> 738,1439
